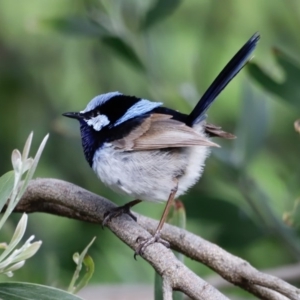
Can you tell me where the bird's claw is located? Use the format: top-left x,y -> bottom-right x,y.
134,232 -> 170,260
102,205 -> 137,228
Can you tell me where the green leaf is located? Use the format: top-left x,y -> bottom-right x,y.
248,48 -> 300,109
73,255 -> 95,294
68,237 -> 96,294
43,17 -> 145,71
0,171 -> 14,212
187,190 -> 261,249
42,16 -> 109,37
154,273 -> 163,300
101,36 -> 145,71
0,282 -> 83,300
141,0 -> 182,30
231,86 -> 268,168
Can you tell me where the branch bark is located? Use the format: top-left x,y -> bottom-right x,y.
162,276 -> 173,300
13,178 -> 300,300
206,263 -> 300,289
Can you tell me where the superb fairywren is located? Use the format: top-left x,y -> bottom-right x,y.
63,33 -> 260,257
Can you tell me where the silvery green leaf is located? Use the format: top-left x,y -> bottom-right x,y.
0,243 -> 8,249
0,282 -> 84,299
22,158 -> 34,174
11,150 -> 22,174
3,261 -> 25,275
0,214 -> 28,262
0,171 -> 14,213
17,134 -> 49,202
21,132 -> 33,162
4,271 -> 13,278
10,214 -> 28,247
0,257 -> 11,270
14,241 -> 42,262
17,235 -> 34,250
73,253 -> 80,265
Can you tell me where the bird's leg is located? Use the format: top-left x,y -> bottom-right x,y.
102,199 -> 142,227
134,181 -> 178,259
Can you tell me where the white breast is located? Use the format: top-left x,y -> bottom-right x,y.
92,136 -> 210,203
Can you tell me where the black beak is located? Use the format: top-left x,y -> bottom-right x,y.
62,112 -> 83,120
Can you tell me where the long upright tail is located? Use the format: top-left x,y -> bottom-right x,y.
186,32 -> 260,126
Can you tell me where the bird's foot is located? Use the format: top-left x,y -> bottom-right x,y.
134,231 -> 170,260
102,200 -> 141,227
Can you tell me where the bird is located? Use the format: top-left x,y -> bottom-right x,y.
63,33 -> 260,258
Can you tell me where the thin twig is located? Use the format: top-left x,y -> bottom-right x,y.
162,276 -> 172,300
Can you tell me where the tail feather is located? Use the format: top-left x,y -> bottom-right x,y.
187,32 -> 260,126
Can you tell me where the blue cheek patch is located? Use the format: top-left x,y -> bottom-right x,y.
114,99 -> 162,126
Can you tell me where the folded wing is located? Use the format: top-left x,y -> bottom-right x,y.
112,114 -> 219,150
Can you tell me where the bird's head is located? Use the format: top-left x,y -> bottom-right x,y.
63,91 -> 162,166
63,91 -> 162,132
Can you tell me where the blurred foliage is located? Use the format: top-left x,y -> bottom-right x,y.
1,0 -> 300,298
249,48 -> 300,109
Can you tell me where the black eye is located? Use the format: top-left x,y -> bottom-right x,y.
83,109 -> 101,119
91,110 -> 99,118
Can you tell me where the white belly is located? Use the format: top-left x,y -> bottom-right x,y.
92,141 -> 210,203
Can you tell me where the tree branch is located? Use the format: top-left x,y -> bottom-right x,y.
13,178 -> 300,300
138,216 -> 299,300
206,262 -> 300,289
162,276 -> 173,300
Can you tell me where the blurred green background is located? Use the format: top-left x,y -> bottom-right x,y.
1,0 -> 300,298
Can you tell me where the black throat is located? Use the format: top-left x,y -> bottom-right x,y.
79,120 -> 101,167
79,115 -> 149,167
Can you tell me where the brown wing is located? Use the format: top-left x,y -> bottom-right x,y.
112,113 -> 219,151
205,123 -> 236,139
